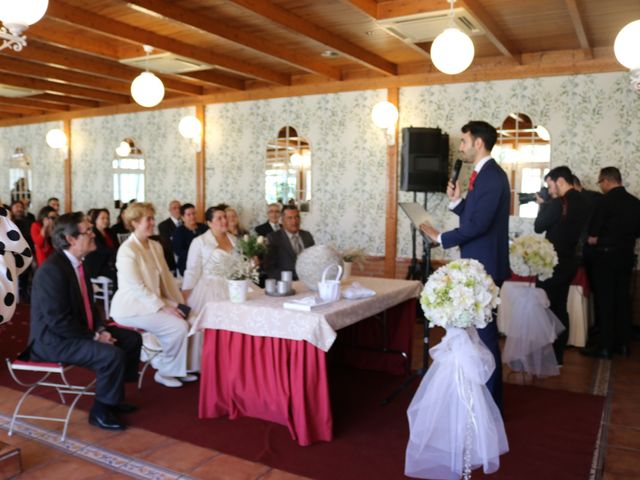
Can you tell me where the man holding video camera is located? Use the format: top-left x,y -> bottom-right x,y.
534,166 -> 589,365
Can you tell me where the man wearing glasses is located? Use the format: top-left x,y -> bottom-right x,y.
26,212 -> 142,431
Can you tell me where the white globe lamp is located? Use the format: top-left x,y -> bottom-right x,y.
115,141 -> 131,157
430,27 -> 475,75
371,101 -> 398,130
0,0 -> 49,35
178,116 -> 202,139
614,20 -> 640,70
45,128 -> 67,149
131,71 -> 165,108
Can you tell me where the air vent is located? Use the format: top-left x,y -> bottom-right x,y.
0,84 -> 43,97
120,53 -> 213,74
378,8 -> 483,44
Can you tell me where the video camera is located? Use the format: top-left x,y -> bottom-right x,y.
518,187 -> 550,204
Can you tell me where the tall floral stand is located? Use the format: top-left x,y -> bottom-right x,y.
405,327 -> 509,479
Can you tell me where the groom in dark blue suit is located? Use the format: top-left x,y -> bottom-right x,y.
421,121 -> 510,412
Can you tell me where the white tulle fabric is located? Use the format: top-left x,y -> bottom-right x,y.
405,327 -> 509,480
501,285 -> 565,377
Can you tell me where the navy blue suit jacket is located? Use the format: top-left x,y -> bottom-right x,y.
441,158 -> 510,286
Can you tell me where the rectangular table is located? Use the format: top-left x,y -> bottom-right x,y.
190,276 -> 422,446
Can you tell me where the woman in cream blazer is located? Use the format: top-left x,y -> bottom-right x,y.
110,202 -> 197,388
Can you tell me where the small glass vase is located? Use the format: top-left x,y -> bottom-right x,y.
228,279 -> 248,303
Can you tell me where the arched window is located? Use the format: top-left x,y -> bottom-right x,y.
113,138 -> 145,204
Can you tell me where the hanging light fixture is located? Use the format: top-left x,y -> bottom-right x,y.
430,0 -> 475,75
0,0 -> 48,52
131,45 -> 165,108
45,128 -> 67,149
371,100 -> 399,145
614,19 -> 640,70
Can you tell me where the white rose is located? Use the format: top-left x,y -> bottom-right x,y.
243,234 -> 250,242
257,235 -> 264,244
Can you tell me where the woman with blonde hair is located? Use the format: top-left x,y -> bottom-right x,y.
110,202 -> 197,387
225,206 -> 248,237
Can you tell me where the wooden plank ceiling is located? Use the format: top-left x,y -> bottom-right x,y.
0,0 -> 638,125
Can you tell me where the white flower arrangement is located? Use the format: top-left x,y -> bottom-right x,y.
420,259 -> 500,330
509,235 -> 558,281
204,250 -> 259,282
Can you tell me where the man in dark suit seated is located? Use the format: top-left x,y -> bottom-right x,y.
265,205 -> 314,280
26,212 -> 142,431
420,120 -> 510,413
158,200 -> 181,274
255,203 -> 282,237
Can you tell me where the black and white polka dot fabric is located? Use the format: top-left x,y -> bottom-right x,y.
0,206 -> 33,325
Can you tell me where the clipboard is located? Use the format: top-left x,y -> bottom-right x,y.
399,202 -> 440,246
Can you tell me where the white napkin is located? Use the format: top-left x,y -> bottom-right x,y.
342,282 -> 376,299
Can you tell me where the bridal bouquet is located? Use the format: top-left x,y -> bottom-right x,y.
237,233 -> 267,257
204,251 -> 259,282
420,259 -> 500,330
509,235 -> 557,281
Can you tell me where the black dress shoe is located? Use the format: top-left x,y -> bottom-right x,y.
111,403 -> 138,414
614,345 -> 631,357
89,411 -> 126,430
580,347 -> 613,359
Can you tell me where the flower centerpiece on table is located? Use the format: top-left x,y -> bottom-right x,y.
237,233 -> 267,258
205,250 -> 259,282
509,235 -> 557,281
406,259 -> 507,480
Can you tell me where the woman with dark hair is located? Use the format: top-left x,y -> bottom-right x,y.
84,208 -> 117,284
30,206 -> 57,266
171,203 -> 206,276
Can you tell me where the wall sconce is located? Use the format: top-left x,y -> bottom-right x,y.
115,138 -> 142,157
371,100 -> 398,146
178,115 -> 202,152
45,128 -> 67,150
0,0 -> 49,52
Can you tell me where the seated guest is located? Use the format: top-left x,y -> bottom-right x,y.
255,203 -> 281,236
265,205 -> 314,280
9,200 -> 34,301
110,202 -> 197,388
225,206 -> 248,237
109,204 -> 129,248
31,206 -> 58,266
172,203 -> 206,276
27,212 -> 142,431
84,208 -> 117,285
158,200 -> 181,274
47,197 -> 60,213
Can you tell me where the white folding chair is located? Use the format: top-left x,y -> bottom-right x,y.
5,359 -> 95,441
117,232 -> 131,244
91,276 -> 113,319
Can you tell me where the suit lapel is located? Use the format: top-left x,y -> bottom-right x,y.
279,230 -> 297,260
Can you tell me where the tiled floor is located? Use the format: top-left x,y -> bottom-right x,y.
1,328 -> 638,479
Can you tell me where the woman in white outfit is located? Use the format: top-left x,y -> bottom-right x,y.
182,205 -> 236,314
110,202 -> 197,388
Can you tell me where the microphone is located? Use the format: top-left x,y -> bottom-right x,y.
450,159 -> 463,187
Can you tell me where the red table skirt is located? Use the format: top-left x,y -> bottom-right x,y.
509,266 -> 590,297
198,298 -> 416,446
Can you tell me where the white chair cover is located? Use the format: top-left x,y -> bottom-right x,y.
406,327 -> 509,479
501,286 -> 565,377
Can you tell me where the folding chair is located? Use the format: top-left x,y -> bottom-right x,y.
91,276 -> 113,319
107,322 -> 163,389
5,359 -> 96,441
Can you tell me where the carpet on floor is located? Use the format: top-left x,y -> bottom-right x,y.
0,305 -> 604,480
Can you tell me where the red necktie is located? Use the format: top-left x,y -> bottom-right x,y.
77,263 -> 94,331
468,171 -> 478,191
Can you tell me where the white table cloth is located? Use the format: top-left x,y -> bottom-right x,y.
190,276 -> 422,352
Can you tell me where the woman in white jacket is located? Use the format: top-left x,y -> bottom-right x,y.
110,202 -> 197,388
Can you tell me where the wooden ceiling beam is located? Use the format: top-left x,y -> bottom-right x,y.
564,0 -> 591,52
32,93 -> 101,108
376,0 -> 445,19
0,73 -> 127,104
181,70 -> 246,91
342,0 -> 378,18
458,0 -> 519,61
0,112 -> 22,119
46,2 -> 290,85
0,96 -> 70,112
228,0 -> 397,76
14,41 -> 202,96
0,104 -> 46,115
127,0 -> 342,81
0,56 -> 134,96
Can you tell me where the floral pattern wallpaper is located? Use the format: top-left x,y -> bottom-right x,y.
0,121 -> 65,213
205,90 -> 389,254
71,107 -> 197,219
399,71 -> 640,259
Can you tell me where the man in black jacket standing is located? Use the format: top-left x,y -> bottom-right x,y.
534,166 -> 589,365
581,167 -> 640,358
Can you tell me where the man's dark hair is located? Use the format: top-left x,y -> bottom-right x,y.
180,203 -> 195,216
10,200 -> 24,209
282,204 -> 299,213
461,121 -> 498,151
546,166 -> 574,184
36,206 -> 56,223
599,166 -> 622,184
205,204 -> 227,222
571,175 -> 582,187
47,197 -> 59,204
52,212 -> 85,251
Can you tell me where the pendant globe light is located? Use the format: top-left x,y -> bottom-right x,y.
430,0 -> 475,75
0,0 -> 49,52
614,20 -> 640,70
131,45 -> 165,108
